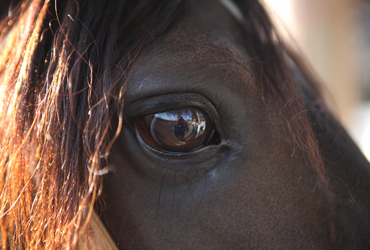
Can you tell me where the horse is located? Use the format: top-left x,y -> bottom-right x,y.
0,0 -> 369,249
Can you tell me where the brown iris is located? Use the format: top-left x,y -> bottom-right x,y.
136,107 -> 216,152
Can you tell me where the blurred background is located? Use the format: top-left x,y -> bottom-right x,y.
0,1 -> 369,160
262,0 -> 370,161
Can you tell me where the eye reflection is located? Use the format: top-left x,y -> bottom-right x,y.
136,107 -> 217,152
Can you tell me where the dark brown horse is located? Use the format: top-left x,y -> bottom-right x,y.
0,0 -> 369,249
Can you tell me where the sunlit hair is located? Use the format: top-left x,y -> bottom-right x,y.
0,0 -> 327,248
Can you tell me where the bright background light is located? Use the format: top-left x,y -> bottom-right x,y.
262,0 -> 370,161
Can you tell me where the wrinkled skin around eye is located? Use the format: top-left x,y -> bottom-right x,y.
136,108 -> 217,152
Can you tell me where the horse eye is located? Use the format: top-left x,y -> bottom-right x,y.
136,107 -> 219,152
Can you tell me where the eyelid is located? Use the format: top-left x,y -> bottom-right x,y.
123,93 -> 221,129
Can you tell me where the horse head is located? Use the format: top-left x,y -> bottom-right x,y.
0,0 -> 369,249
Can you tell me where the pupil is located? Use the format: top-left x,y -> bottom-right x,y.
136,107 -> 215,152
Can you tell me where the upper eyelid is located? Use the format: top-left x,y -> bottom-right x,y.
123,93 -> 220,124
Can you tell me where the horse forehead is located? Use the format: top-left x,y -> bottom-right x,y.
140,43 -> 245,72
181,0 -> 241,31
124,43 -> 254,106
158,0 -> 247,56
123,0 -> 251,103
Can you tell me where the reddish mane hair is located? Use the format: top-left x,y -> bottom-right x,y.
0,0 -> 326,248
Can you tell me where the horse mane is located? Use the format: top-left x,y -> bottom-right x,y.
232,0 -> 328,187
0,0 -> 327,248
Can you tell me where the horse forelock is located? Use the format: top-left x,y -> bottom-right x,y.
0,0 -> 185,248
219,0 -> 244,24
